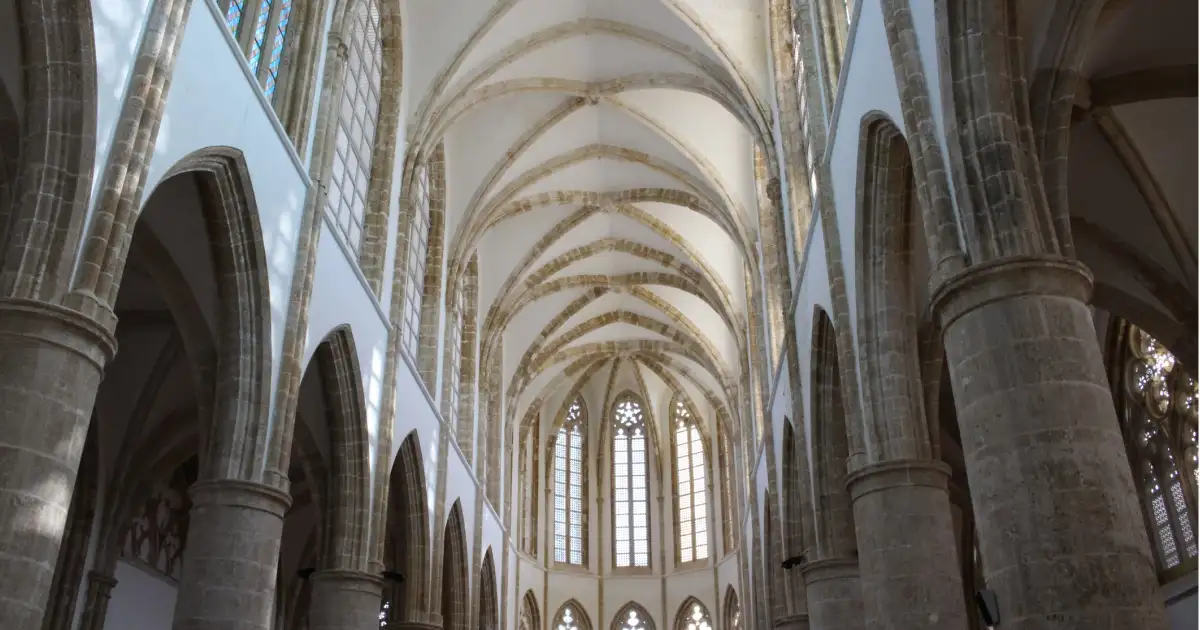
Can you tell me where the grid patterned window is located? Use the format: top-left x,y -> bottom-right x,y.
325,0 -> 382,252
613,396 -> 650,568
554,398 -> 586,564
1118,323 -> 1198,580
400,165 -> 431,359
446,276 -> 465,429
673,399 -> 708,563
719,427 -> 738,552
224,0 -> 294,101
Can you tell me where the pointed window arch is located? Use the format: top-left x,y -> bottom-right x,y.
672,397 -> 708,563
613,394 -> 650,568
1113,321 -> 1198,581
612,603 -> 655,630
519,591 -> 541,630
554,397 -> 587,565
553,600 -> 592,630
673,598 -> 712,630
723,588 -> 741,630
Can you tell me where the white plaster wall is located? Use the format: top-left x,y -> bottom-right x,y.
103,562 -> 178,630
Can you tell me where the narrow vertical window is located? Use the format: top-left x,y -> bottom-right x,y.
247,0 -> 272,75
225,0 -> 246,34
613,396 -> 650,568
673,398 -> 708,563
554,398 -> 586,565
1118,323 -> 1198,580
325,0 -> 382,251
224,0 -> 298,102
263,0 -> 293,97
400,165 -> 431,359
446,276 -> 465,429
719,426 -> 738,552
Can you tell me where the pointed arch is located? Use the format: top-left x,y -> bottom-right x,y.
810,308 -> 856,558
612,392 -> 652,569
479,547 -> 498,630
552,394 -> 588,566
519,590 -> 541,630
552,599 -> 592,630
384,430 -> 430,624
440,500 -> 469,630
313,326 -> 372,570
779,419 -> 808,567
672,597 -> 713,630
670,394 -> 709,565
722,586 -> 741,630
611,601 -> 656,630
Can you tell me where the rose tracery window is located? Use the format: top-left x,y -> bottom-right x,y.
613,395 -> 650,568
1117,323 -> 1198,580
554,398 -> 587,565
554,604 -> 583,630
672,398 -> 708,563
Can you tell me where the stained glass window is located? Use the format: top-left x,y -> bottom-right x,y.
263,0 -> 292,97
616,606 -> 652,630
225,0 -> 245,34
554,398 -> 586,564
719,426 -> 738,553
554,603 -> 583,630
1118,323 -> 1198,579
224,0 -> 295,102
401,164 -> 431,359
678,602 -> 712,630
246,0 -> 272,75
673,399 -> 708,563
613,395 -> 650,568
325,0 -> 382,252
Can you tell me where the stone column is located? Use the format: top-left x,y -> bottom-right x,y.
75,571 -> 119,630
308,570 -> 385,630
846,459 -> 968,630
171,479 -> 291,630
932,259 -> 1167,629
0,299 -> 115,630
800,558 -> 864,630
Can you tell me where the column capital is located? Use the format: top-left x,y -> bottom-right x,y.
188,478 -> 292,517
798,556 -> 859,584
929,254 -> 1092,330
311,568 -> 386,594
772,613 -> 809,629
845,458 -> 950,501
0,297 -> 116,366
86,570 -> 119,592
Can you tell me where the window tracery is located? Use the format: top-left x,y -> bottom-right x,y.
723,589 -> 741,630
554,603 -> 583,630
676,601 -> 712,630
400,163 -> 432,359
672,398 -> 708,563
325,0 -> 382,252
613,395 -> 650,568
1118,324 -> 1198,579
121,461 -> 196,581
615,605 -> 653,630
554,397 -> 587,565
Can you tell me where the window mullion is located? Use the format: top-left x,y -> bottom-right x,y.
237,0 -> 263,55
258,1 -> 285,85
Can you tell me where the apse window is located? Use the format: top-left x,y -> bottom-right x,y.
673,398 -> 708,563
613,395 -> 650,568
554,397 -> 587,565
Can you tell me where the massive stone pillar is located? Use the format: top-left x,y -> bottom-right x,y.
846,459 -> 968,630
170,480 -> 291,630
800,558 -> 863,630
308,570 -> 385,630
933,259 -> 1167,629
0,300 -> 114,630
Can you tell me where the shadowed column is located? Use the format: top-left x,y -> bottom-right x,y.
309,570 -> 386,630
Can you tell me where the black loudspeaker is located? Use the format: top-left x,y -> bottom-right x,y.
974,589 -> 1000,627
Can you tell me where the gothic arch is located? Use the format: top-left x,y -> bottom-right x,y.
520,590 -> 541,630
672,597 -> 713,630
552,599 -> 593,630
479,547 -> 498,630
722,587 -> 741,629
610,601 -> 655,630
809,308 -> 856,559
440,500 -> 469,630
385,430 -> 431,623
312,327 -> 372,571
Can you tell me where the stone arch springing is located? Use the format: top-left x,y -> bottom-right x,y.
312,327 -> 373,571
478,547 -> 498,630
519,590 -> 541,630
440,500 -> 469,630
810,308 -> 856,559
0,0 -> 96,300
611,601 -> 655,630
722,586 -> 741,629
384,430 -> 431,624
672,597 -> 713,630
552,599 -> 592,630
854,115 -> 929,463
